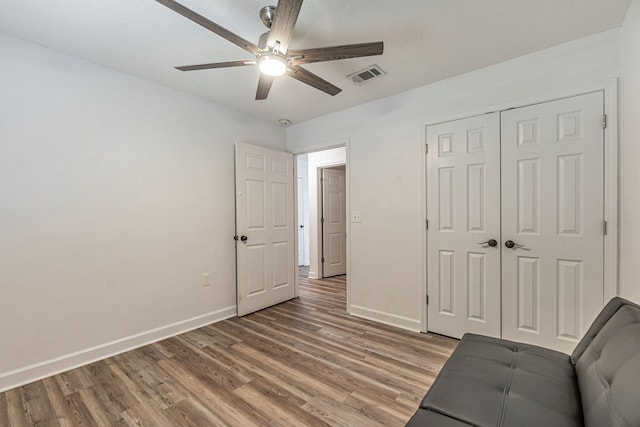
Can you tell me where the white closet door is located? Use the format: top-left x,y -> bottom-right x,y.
501,92 -> 604,353
427,113 -> 501,339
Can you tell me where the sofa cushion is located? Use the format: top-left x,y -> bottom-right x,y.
572,297 -> 640,427
418,333 -> 583,427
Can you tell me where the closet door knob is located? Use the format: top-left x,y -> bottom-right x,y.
478,239 -> 498,247
505,240 -> 527,249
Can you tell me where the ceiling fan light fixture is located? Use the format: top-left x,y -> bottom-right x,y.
257,53 -> 287,77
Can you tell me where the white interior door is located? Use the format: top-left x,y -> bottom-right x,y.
297,176 -> 305,266
322,167 -> 346,277
501,92 -> 605,353
427,113 -> 502,339
235,142 -> 295,316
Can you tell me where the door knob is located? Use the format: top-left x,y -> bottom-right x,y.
478,239 -> 498,247
240,235 -> 248,243
505,240 -> 527,249
300,225 -> 304,228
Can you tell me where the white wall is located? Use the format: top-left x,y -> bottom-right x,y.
0,33 -> 286,391
287,30 -> 621,332
307,147 -> 347,279
619,0 -> 640,303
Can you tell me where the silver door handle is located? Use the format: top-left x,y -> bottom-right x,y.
505,240 -> 529,250
477,239 -> 498,247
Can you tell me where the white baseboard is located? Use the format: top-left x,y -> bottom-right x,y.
349,304 -> 421,332
308,270 -> 318,279
0,306 -> 236,393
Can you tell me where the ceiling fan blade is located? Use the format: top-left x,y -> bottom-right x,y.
176,60 -> 255,71
286,65 -> 341,96
255,74 -> 275,100
267,0 -> 303,53
155,0 -> 261,55
288,41 -> 384,65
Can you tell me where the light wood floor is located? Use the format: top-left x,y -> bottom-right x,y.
0,270 -> 457,426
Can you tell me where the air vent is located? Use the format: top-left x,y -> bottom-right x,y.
347,64 -> 386,85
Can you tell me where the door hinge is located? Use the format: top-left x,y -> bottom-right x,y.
602,114 -> 607,129
426,295 -> 429,305
321,257 -> 325,263
426,219 -> 429,230
321,217 -> 325,224
603,220 -> 608,235
425,143 -> 429,154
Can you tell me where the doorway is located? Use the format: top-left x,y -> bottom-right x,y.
296,146 -> 347,280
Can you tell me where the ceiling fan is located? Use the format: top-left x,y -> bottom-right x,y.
155,0 -> 384,100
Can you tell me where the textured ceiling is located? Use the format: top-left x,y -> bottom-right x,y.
0,0 -> 631,124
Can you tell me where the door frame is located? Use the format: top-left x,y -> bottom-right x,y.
292,141 -> 351,308
421,78 -> 619,333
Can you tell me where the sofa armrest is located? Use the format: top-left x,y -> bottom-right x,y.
571,297 -> 640,364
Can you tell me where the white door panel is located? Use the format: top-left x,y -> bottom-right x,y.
501,91 -> 604,353
236,143 -> 295,316
322,168 -> 346,277
427,112 -> 502,339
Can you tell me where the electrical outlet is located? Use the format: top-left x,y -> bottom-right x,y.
202,273 -> 211,287
351,211 -> 363,223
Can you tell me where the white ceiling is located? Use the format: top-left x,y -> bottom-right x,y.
0,0 -> 631,124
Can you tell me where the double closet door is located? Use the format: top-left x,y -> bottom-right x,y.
427,92 -> 605,353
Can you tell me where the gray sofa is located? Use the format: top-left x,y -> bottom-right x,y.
407,297 -> 640,427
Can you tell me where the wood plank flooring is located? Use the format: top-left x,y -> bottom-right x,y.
0,270 -> 457,426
